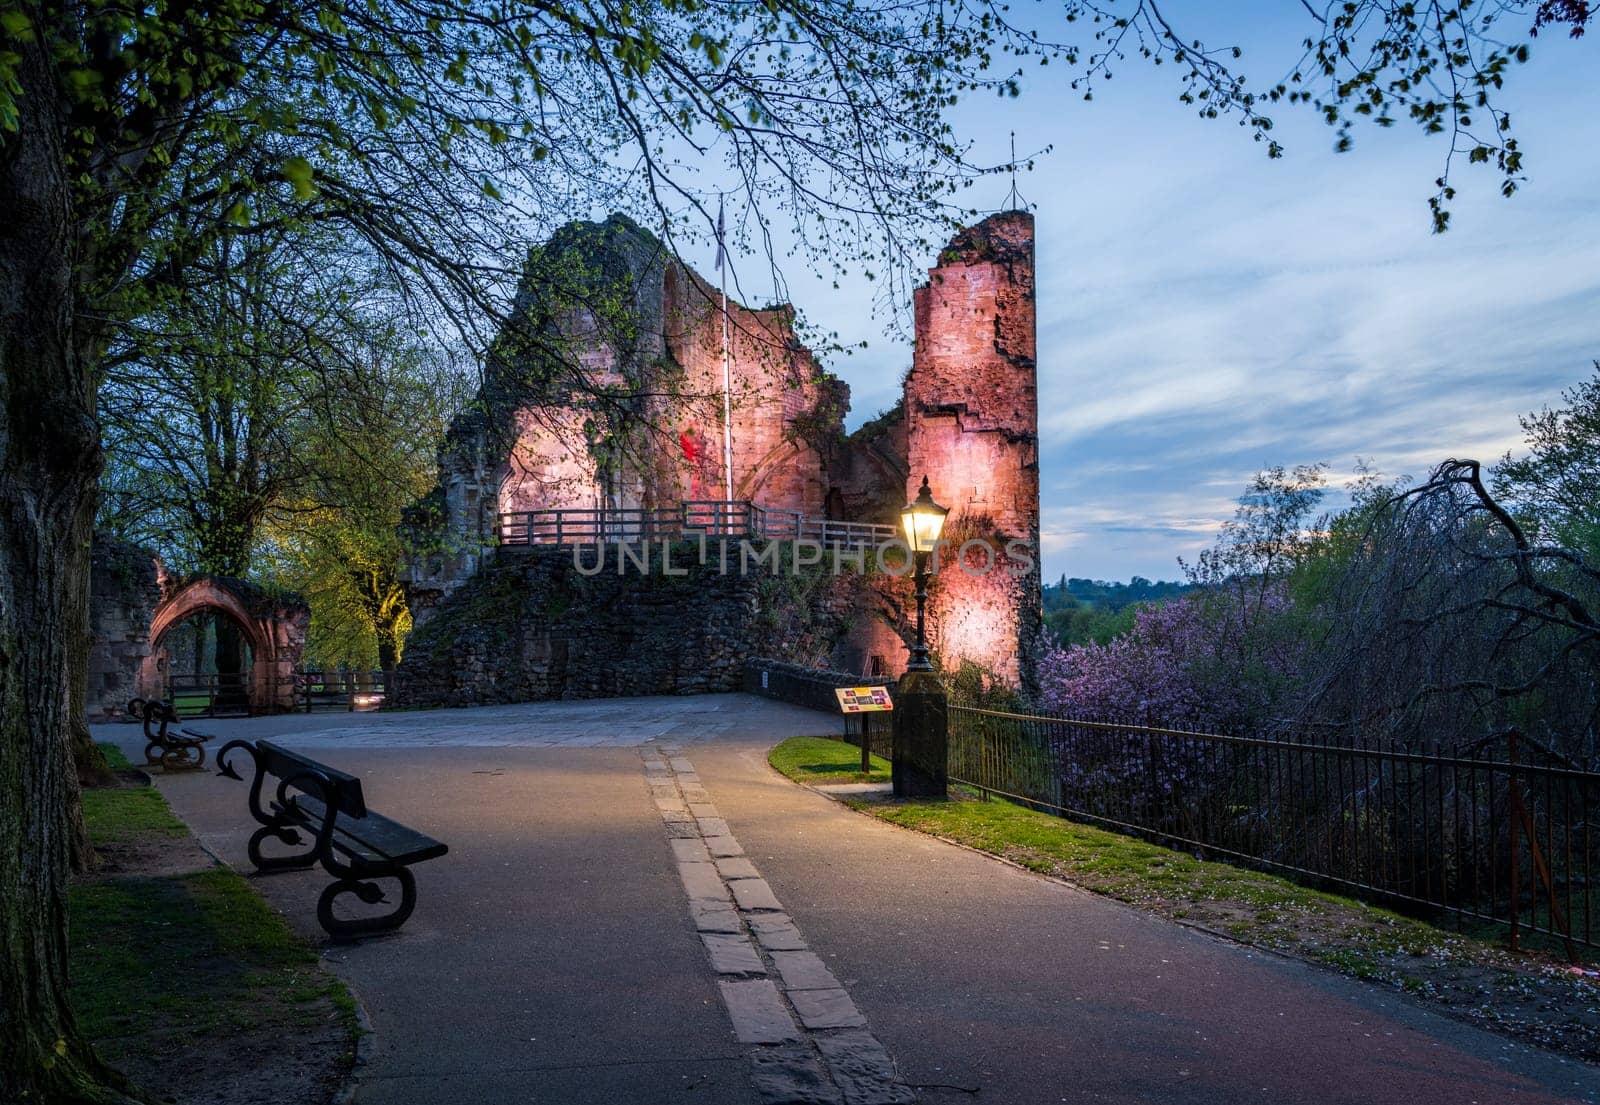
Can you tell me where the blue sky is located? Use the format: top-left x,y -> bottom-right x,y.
694,4 -> 1600,582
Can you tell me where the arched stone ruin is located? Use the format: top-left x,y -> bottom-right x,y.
86,538 -> 309,720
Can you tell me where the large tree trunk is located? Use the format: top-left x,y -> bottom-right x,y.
65,520 -> 102,874
69,543 -> 112,863
0,38 -> 138,1105
375,617 -> 400,678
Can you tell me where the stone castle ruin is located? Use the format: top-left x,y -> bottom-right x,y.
395,210 -> 1041,703
85,537 -> 309,720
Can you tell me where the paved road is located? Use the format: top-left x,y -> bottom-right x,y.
692,741 -> 1599,1105
100,692 -> 843,749
97,695 -> 1600,1104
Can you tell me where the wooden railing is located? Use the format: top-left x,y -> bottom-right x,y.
164,673 -> 255,718
497,500 -> 897,549
297,670 -> 386,712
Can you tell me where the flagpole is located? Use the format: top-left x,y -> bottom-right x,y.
717,196 -> 735,514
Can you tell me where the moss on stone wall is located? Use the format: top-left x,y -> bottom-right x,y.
391,541 -> 878,708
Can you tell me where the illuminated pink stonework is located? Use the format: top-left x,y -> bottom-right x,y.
404,212 -> 1042,690
904,212 -> 1041,690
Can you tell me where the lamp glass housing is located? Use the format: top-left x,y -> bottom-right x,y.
900,478 -> 949,555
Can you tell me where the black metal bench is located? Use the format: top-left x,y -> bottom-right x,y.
127,697 -> 214,771
216,739 -> 448,939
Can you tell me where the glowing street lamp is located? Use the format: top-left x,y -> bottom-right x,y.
899,476 -> 948,673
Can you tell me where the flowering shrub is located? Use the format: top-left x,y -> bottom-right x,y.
1037,599 -> 1229,731
1034,593 -> 1300,827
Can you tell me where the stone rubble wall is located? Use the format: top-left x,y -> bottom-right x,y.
86,536 -> 164,721
391,543 -> 896,709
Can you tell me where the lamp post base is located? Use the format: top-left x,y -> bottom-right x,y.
892,669 -> 948,798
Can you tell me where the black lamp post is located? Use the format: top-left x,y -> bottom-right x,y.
899,476 -> 948,672
892,476 -> 950,798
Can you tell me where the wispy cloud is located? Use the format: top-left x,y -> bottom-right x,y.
744,16 -> 1600,582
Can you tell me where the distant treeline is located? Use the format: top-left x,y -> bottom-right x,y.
1033,364 -> 1600,762
1042,576 -> 1194,646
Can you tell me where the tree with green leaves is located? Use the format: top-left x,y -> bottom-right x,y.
1494,362 -> 1600,562
258,333 -> 468,677
97,223 -> 457,706
0,2 -> 1053,1097
97,229 -> 326,579
97,227 -> 337,711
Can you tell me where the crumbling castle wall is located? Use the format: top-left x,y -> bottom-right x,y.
399,211 -> 1043,696
86,536 -> 164,721
402,215 -> 848,622
662,265 -> 843,514
903,212 -> 1042,692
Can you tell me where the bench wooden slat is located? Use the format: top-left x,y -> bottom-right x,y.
287,794 -> 448,868
258,739 -> 368,819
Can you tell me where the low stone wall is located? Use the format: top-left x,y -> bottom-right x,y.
391,543 -> 890,709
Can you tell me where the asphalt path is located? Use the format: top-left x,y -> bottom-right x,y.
96,695 -> 1600,1104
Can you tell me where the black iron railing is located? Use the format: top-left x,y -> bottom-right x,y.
948,706 -> 1600,955
848,711 -> 894,763
163,672 -> 381,716
743,658 -> 893,761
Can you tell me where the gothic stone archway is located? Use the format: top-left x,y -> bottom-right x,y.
139,577 -> 308,716
87,537 -> 313,719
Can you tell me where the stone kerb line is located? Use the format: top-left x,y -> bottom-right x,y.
641,744 -> 914,1104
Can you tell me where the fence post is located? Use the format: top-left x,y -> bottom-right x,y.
1509,729 -> 1520,953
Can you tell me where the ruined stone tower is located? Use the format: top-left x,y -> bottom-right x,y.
904,211 -> 1042,692
399,215 -> 844,619
397,210 -> 1045,703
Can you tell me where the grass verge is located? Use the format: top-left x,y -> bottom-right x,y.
71,743 -> 358,1103
71,869 -> 356,1042
769,736 -> 1600,1064
99,742 -> 133,771
768,734 -> 891,784
81,785 -> 189,846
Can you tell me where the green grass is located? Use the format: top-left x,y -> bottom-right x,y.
98,742 -> 133,771
81,786 -> 189,846
855,781 -> 1343,915
70,869 -> 351,1042
71,761 -> 359,1065
770,740 -> 1554,980
769,735 -> 891,785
